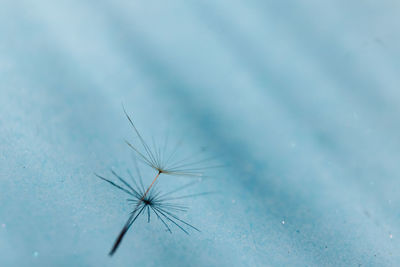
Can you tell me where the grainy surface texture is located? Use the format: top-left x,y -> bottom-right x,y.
1,1 -> 400,266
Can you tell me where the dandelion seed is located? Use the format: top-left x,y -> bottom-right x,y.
96,169 -> 207,256
96,107 -> 219,256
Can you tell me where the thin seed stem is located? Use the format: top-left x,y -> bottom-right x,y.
143,171 -> 161,199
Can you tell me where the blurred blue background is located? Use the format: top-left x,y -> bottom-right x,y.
1,1 -> 400,266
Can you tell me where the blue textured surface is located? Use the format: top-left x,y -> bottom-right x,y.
1,1 -> 400,266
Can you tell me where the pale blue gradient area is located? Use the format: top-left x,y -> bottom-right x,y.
1,1 -> 400,266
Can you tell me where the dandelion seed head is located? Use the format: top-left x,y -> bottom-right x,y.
97,167 -> 205,256
123,107 -> 220,178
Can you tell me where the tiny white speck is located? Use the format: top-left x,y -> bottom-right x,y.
232,199 -> 236,204
281,220 -> 285,225
33,252 -> 39,257
389,234 -> 393,239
